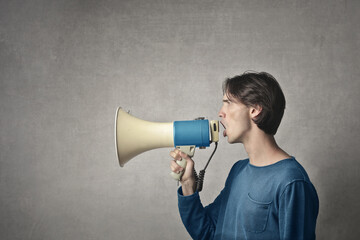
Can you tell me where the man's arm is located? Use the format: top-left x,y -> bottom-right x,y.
170,150 -> 225,239
178,186 -> 224,240
279,180 -> 319,240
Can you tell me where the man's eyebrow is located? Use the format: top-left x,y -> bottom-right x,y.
222,99 -> 231,103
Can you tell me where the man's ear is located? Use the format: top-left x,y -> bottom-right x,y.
249,105 -> 262,119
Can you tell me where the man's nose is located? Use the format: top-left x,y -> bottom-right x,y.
218,108 -> 225,118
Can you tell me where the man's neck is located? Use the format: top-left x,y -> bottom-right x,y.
243,128 -> 290,167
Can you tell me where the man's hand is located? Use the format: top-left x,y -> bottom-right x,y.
170,149 -> 196,196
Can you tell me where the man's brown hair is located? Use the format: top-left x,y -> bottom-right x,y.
222,71 -> 286,135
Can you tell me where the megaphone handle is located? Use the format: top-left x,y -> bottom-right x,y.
170,145 -> 196,181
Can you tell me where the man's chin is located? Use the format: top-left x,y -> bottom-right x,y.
226,136 -> 242,144
226,137 -> 235,144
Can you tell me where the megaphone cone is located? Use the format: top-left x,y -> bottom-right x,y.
115,107 -> 174,167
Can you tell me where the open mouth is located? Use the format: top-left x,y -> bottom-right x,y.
220,121 -> 227,137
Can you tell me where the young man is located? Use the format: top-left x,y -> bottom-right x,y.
170,72 -> 319,240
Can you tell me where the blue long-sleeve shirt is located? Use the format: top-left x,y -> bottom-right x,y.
178,157 -> 319,240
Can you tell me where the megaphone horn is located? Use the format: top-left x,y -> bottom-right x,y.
115,107 -> 174,167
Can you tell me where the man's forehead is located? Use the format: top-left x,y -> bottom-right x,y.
222,94 -> 235,102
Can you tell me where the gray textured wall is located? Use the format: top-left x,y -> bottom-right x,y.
1,0 -> 359,239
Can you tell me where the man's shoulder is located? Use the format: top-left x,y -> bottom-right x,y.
271,158 -> 312,187
224,159 -> 249,183
232,158 -> 249,171
225,159 -> 249,186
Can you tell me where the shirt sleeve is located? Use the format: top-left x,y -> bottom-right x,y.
278,180 -> 319,240
177,160 -> 244,240
177,187 -> 224,240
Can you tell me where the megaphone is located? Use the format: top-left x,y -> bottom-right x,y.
115,107 -> 219,181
